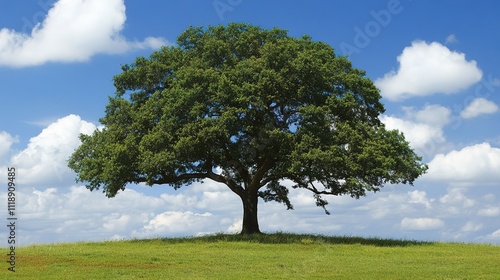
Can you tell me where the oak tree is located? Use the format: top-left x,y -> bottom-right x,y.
68,23 -> 427,234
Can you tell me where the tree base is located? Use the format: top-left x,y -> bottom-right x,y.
240,229 -> 263,235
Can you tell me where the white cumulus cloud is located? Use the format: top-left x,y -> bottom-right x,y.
484,229 -> 500,240
401,217 -> 444,231
375,41 -> 482,101
425,143 -> 500,184
0,0 -> 169,67
408,190 -> 433,209
477,207 -> 500,217
460,98 -> 499,119
139,211 -> 215,236
0,131 -> 18,160
404,104 -> 452,127
461,221 -> 483,232
439,188 -> 475,208
14,186 -> 165,244
10,114 -> 96,186
381,104 -> 451,157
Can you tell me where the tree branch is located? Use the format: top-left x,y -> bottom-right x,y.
303,186 -> 331,195
286,173 -> 308,189
207,168 -> 244,197
232,159 -> 251,186
154,158 -> 245,197
250,158 -> 273,191
259,175 -> 283,188
223,138 -> 251,186
285,173 -> 332,195
153,173 -> 208,185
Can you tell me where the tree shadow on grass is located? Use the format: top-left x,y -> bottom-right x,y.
153,232 -> 433,247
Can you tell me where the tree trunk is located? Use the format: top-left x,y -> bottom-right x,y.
240,191 -> 261,234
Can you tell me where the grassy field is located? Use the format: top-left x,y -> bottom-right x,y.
3,233 -> 500,279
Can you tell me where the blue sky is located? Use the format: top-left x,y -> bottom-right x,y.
1,0 -> 500,245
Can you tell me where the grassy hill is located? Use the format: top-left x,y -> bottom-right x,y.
3,233 -> 500,279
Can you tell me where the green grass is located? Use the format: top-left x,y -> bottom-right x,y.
3,233 -> 500,279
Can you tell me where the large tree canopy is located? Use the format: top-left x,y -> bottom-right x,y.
68,23 -> 427,234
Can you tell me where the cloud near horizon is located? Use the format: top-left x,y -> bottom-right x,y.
1,114 -> 500,245
401,217 -> 445,231
0,0 -> 170,67
375,41 -> 482,101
